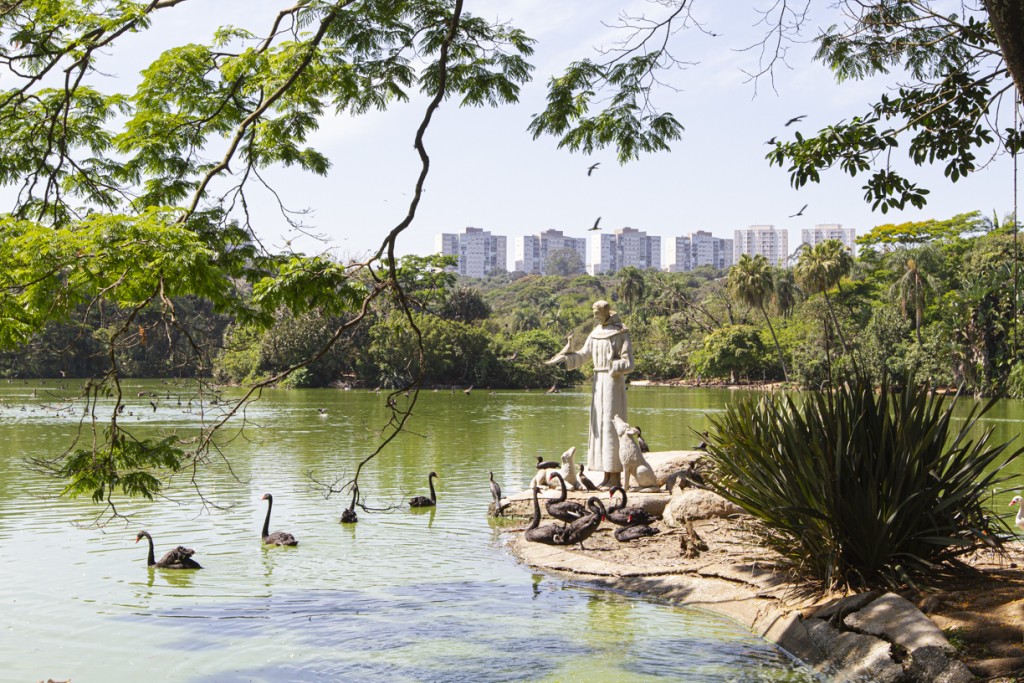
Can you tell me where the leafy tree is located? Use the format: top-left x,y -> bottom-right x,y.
0,0 -> 538,506
728,254 -> 788,382
690,324 -> 767,384
544,248 -> 585,276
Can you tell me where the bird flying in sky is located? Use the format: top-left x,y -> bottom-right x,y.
589,217 -> 602,231
587,162 -> 600,176
784,115 -> 806,127
789,204 -> 808,218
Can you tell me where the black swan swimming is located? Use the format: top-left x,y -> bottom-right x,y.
614,524 -> 660,542
607,486 -> 657,527
261,493 -> 298,546
545,472 -> 587,523
555,497 -> 606,550
489,471 -> 510,516
340,485 -> 358,524
409,471 -> 438,507
135,530 -> 202,569
536,455 -> 559,470
578,463 -> 598,491
635,426 -> 650,453
524,486 -> 566,544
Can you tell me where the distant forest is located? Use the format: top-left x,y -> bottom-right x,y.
3,212 -> 1022,397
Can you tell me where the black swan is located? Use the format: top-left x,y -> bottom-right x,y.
607,486 -> 658,527
536,455 -> 559,470
340,485 -> 358,524
524,486 -> 566,544
578,463 -> 598,492
409,471 -> 438,507
555,497 -> 606,550
135,530 -> 202,569
614,524 -> 660,542
635,426 -> 650,453
489,471 -> 510,516
545,472 -> 587,523
260,493 -> 298,546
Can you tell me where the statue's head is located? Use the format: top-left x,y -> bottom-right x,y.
592,300 -> 613,324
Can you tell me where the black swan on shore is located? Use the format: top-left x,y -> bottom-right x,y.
545,472 -> 587,523
578,464 -> 598,491
536,455 -> 559,470
489,471 -> 510,516
409,471 -> 438,507
135,531 -> 202,569
614,524 -> 660,542
635,426 -> 650,453
555,497 -> 606,550
607,486 -> 657,527
261,493 -> 298,546
340,485 -> 358,524
524,486 -> 566,544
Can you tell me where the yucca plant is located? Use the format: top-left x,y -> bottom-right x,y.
706,375 -> 1021,589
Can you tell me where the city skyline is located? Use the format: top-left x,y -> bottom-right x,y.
437,222 -> 856,276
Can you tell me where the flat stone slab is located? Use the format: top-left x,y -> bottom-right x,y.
843,592 -> 954,653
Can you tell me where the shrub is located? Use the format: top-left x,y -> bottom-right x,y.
706,376 -> 1021,589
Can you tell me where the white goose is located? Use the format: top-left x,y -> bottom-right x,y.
1009,496 -> 1024,531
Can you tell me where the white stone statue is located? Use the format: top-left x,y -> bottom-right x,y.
613,415 -> 659,490
546,300 -> 635,488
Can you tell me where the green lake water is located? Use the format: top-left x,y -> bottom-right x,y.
2,381 -> 1021,682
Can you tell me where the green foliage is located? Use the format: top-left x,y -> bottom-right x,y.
769,5 -> 1020,212
857,212 -> 990,248
58,436 -> 186,502
690,324 -> 767,381
528,55 -> 684,163
368,313 -> 495,388
707,377 -> 1021,588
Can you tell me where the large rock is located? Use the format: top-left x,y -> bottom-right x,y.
644,450 -> 706,480
804,618 -> 905,683
662,488 -> 744,527
843,592 -> 953,653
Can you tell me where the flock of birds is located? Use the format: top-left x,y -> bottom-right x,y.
133,420 -> 1024,572
134,448 -> 691,571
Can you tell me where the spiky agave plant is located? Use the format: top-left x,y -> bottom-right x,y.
705,375 -> 1021,589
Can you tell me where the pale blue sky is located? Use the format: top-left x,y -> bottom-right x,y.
21,2 -> 1024,266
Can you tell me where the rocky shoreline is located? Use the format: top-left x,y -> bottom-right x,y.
500,450 -> 1018,682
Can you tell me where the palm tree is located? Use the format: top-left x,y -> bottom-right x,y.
771,267 -> 799,318
794,240 -> 852,351
617,267 -> 646,315
889,249 -> 939,346
728,254 -> 788,381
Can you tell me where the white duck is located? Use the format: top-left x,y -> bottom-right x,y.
1009,496 -> 1024,531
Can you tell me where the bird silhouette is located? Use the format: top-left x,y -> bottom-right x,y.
587,162 -> 600,176
789,204 -> 808,218
784,115 -> 806,127
765,136 -> 777,145
589,217 -> 602,231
